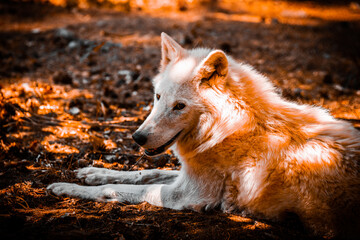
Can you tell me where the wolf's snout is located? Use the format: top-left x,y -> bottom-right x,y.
132,131 -> 148,146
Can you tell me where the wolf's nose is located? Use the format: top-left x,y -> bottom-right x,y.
132,132 -> 147,146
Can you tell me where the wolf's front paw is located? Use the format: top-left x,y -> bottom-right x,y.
75,168 -> 105,185
47,182 -> 108,200
47,182 -> 75,196
84,174 -> 111,185
75,167 -> 102,179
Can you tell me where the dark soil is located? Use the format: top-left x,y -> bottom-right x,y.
1,1 -> 360,239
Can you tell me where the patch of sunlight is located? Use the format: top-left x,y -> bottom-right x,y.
244,221 -> 271,230
8,131 -> 35,139
228,214 -> 253,223
38,104 -> 60,115
42,142 -> 79,154
26,165 -> 47,171
104,139 -> 117,149
285,140 -> 339,169
113,115 -> 143,122
93,159 -> 124,169
212,12 -> 262,23
48,0 -> 67,7
42,126 -> 90,140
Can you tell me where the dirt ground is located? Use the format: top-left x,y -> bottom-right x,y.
1,1 -> 360,239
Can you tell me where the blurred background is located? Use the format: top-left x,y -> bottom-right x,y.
1,0 -> 360,239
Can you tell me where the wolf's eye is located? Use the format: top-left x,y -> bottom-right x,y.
156,94 -> 160,100
173,102 -> 186,111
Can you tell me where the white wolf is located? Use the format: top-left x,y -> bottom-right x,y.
48,33 -> 360,238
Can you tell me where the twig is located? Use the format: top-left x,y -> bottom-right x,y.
129,153 -> 146,171
102,31 -> 133,38
15,196 -> 30,209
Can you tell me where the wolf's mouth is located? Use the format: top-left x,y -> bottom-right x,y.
145,130 -> 183,156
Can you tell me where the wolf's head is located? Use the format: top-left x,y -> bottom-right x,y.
133,33 -> 256,156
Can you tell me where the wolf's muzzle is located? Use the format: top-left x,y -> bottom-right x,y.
144,130 -> 183,156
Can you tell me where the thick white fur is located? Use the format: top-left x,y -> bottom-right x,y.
48,33 -> 360,238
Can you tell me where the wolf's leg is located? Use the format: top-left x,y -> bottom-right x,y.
76,167 -> 180,185
47,181 -> 191,210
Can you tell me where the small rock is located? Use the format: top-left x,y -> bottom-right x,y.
55,28 -> 75,39
69,107 -> 80,115
118,70 -> 133,84
105,155 -> 115,162
334,84 -> 344,91
31,28 -> 41,34
68,40 -> 79,49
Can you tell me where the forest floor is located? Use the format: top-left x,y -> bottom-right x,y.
1,1 -> 360,239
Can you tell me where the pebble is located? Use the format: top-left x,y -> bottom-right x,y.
31,28 -> 41,34
334,84 -> 344,91
105,155 -> 116,162
69,107 -> 80,115
118,70 -> 133,84
68,40 -> 79,49
55,28 -> 75,39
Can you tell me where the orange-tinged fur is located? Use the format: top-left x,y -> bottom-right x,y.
166,35 -> 360,238
48,33 -> 360,239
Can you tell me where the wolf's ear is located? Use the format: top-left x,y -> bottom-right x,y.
160,32 -> 185,70
198,50 -> 228,88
